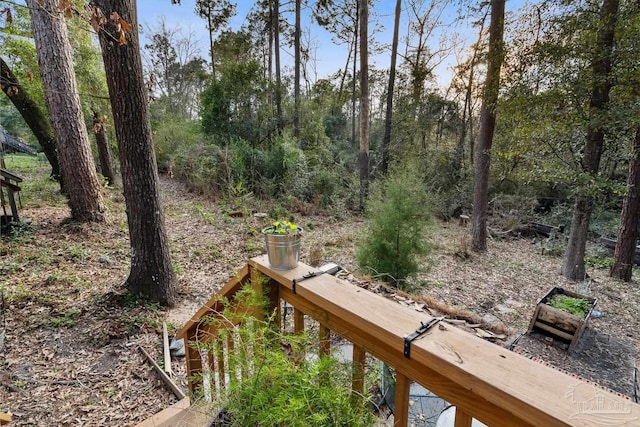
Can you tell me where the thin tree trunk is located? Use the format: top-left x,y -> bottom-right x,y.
471,0 -> 505,252
457,13 -> 486,174
561,0 -> 619,279
381,0 -> 401,176
351,4 -> 359,150
268,1 -> 273,83
273,0 -> 283,133
208,7 -> 216,79
359,0 -> 369,211
294,0 -> 301,141
336,40 -> 353,109
92,111 -> 116,185
27,0 -> 105,222
611,126 -> 640,281
0,56 -> 63,190
92,0 -> 176,306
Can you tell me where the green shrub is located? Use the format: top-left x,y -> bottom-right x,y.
151,118 -> 202,172
200,284 -> 375,427
356,168 -> 432,288
172,143 -> 225,197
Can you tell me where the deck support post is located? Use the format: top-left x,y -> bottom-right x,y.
394,372 -> 410,426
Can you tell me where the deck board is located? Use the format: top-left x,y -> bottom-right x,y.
250,255 -> 640,427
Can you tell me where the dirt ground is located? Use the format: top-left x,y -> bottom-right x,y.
0,172 -> 638,426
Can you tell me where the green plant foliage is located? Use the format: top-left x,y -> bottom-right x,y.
263,220 -> 301,235
200,284 -> 374,426
585,254 -> 614,270
546,294 -> 591,318
151,118 -> 202,172
356,168 -> 432,288
48,310 -> 80,328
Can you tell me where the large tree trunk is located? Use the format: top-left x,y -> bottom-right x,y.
294,0 -> 301,141
358,0 -> 369,211
0,57 -> 63,189
92,111 -> 116,186
471,0 -> 505,252
610,126 -> 640,281
92,0 -> 176,306
380,0 -> 401,176
27,0 -> 105,222
561,0 -> 619,280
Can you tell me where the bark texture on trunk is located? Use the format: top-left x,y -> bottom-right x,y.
561,0 -> 619,279
93,0 -> 176,306
27,0 -> 105,221
92,111 -> 116,186
0,57 -> 63,188
471,0 -> 505,252
611,126 -> 640,281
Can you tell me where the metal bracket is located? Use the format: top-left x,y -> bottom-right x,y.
403,317 -> 444,359
291,271 -> 320,294
290,263 -> 343,293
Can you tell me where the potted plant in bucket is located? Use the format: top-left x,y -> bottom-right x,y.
262,221 -> 303,270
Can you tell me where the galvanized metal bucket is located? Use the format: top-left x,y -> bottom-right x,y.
263,227 -> 303,270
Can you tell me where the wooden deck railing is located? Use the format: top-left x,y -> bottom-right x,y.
176,256 -> 640,426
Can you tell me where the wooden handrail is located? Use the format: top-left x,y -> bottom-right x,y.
177,256 -> 640,427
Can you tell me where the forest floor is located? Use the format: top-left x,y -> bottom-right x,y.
0,161 -> 639,426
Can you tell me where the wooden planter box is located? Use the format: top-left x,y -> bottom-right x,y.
527,287 -> 596,352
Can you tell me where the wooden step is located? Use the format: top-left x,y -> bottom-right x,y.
134,398 -> 212,427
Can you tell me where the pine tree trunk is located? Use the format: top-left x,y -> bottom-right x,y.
610,126 -> 640,281
273,0 -> 283,133
359,0 -> 369,211
27,0 -> 105,222
92,111 -> 116,186
471,0 -> 505,252
351,5 -> 359,150
0,57 -> 63,189
561,0 -> 619,279
92,0 -> 176,306
381,0 -> 401,176
294,0 -> 301,141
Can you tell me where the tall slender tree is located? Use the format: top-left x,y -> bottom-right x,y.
352,4 -> 358,150
454,12 -> 487,172
359,0 -> 369,210
380,0 -> 401,176
561,0 -> 619,280
90,0 -> 176,306
471,0 -> 505,251
312,0 -> 358,110
294,0 -> 301,141
26,0 -> 105,222
195,0 -> 236,79
273,0 -> 283,133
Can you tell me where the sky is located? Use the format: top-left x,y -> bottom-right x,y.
134,0 -> 505,90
